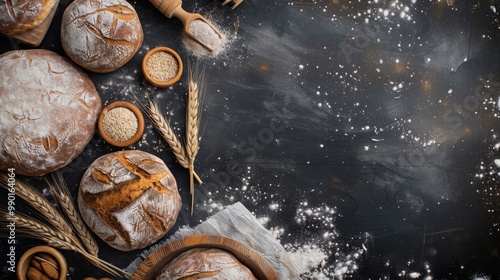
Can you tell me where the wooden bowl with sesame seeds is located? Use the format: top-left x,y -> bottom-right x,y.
142,47 -> 183,88
97,101 -> 145,147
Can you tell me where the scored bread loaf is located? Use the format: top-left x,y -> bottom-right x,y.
78,150 -> 182,251
156,248 -> 257,280
61,0 -> 143,73
0,49 -> 101,176
0,0 -> 58,35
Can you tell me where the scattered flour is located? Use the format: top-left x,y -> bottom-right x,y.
287,245 -> 328,274
203,198 -> 369,279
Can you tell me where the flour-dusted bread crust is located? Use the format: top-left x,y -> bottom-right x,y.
156,248 -> 257,280
0,0 -> 58,35
0,49 -> 101,176
61,0 -> 143,73
78,150 -> 182,251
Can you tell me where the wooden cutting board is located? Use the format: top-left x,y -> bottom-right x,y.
9,0 -> 60,47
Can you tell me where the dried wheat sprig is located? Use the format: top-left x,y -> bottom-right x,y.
0,172 -> 72,234
1,209 -> 76,246
44,172 -> 99,257
0,209 -> 129,278
186,63 -> 205,215
140,98 -> 203,185
46,238 -> 127,277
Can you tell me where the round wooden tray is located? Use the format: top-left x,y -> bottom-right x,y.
131,234 -> 280,280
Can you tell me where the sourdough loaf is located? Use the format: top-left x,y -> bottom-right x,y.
0,49 -> 101,176
78,150 -> 181,251
0,0 -> 58,35
61,0 -> 143,73
156,248 -> 257,279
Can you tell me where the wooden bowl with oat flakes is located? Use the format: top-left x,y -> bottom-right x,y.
142,47 -> 183,88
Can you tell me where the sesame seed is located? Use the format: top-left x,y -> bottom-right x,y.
102,107 -> 138,142
146,51 -> 179,82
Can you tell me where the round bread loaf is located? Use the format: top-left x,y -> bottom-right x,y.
156,248 -> 257,280
0,49 -> 101,176
0,0 -> 58,35
78,150 -> 181,251
61,0 -> 143,73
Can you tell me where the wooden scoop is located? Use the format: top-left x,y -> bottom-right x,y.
149,0 -> 222,52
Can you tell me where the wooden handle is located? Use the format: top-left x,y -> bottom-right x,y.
148,0 -> 181,18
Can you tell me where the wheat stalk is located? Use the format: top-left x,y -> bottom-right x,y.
44,172 -> 99,257
2,209 -> 76,246
0,172 -> 72,235
186,63 -> 205,215
46,238 -> 127,277
140,98 -> 203,185
0,209 -> 129,278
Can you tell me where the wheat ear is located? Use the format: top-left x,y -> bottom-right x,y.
2,209 -> 76,246
44,172 -> 99,257
142,99 -> 203,184
186,63 -> 204,215
0,172 -> 72,235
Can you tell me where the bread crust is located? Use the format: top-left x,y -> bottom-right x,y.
78,150 -> 182,251
61,0 -> 143,73
156,248 -> 257,280
0,0 -> 58,35
0,49 -> 101,176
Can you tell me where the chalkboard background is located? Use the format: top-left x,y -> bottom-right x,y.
1,0 -> 500,279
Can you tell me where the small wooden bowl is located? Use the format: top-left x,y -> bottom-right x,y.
131,234 -> 280,280
142,47 -> 183,88
17,245 -> 67,280
97,101 -> 145,147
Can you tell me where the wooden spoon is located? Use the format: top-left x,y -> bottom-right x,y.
149,0 -> 222,52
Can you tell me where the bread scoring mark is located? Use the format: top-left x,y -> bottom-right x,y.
103,5 -> 137,21
141,204 -> 167,234
92,168 -> 111,184
9,105 -> 43,124
41,134 -> 58,152
83,21 -> 134,46
67,5 -> 137,47
105,235 -> 116,242
46,61 -> 67,74
68,90 -> 92,112
109,14 -> 118,36
10,111 -> 28,124
82,152 -> 172,249
78,99 -> 91,111
5,0 -> 15,19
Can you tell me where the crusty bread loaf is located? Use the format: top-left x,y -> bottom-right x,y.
78,150 -> 181,251
0,0 -> 58,35
0,49 -> 101,176
60,0 -> 143,73
156,248 -> 257,280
